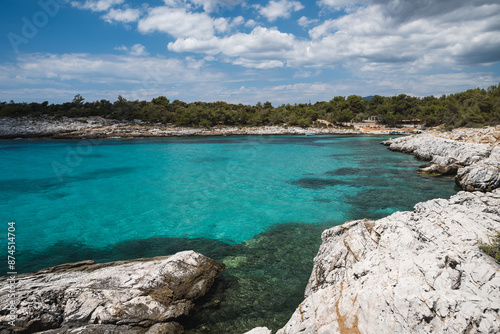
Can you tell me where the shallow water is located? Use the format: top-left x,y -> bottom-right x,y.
0,135 -> 459,332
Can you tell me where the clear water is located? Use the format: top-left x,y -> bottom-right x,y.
0,135 -> 459,332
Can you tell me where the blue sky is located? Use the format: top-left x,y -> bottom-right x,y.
1,0 -> 500,105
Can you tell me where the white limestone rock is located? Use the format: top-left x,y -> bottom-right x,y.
0,251 -> 225,333
383,133 -> 500,191
277,190 -> 500,334
243,327 -> 273,334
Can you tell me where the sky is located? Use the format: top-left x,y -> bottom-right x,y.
1,0 -> 500,105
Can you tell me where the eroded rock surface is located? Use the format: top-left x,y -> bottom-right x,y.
0,251 -> 225,334
277,190 -> 500,334
383,133 -> 500,191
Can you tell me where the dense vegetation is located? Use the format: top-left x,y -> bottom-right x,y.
1,84 -> 499,129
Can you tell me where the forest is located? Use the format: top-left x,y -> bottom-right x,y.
1,84 -> 499,130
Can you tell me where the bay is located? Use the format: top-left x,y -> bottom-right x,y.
0,135 -> 458,332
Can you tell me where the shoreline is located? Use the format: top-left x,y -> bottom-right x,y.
0,116 -> 410,139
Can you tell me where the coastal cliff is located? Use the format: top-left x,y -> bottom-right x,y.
0,251 -> 225,334
248,130 -> 500,334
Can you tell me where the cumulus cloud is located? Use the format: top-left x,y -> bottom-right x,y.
258,0 -> 304,22
115,44 -> 149,56
168,26 -> 298,68
297,16 -> 318,27
71,0 -> 124,12
138,6 -> 228,39
102,8 -> 141,23
187,0 -> 243,13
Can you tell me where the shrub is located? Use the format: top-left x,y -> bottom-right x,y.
480,231 -> 500,263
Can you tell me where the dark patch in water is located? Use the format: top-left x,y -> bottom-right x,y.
345,176 -> 460,220
313,198 -> 332,203
86,153 -> 106,158
191,156 -> 230,163
0,166 -> 139,197
325,167 -> 363,176
291,178 -> 346,189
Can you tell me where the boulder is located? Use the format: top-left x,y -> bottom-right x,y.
0,251 -> 225,334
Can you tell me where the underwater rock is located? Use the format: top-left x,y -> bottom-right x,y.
0,251 -> 225,334
276,190 -> 500,334
383,133 -> 500,191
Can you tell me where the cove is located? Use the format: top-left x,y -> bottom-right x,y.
0,135 -> 459,332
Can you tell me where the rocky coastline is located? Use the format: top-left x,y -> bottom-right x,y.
382,130 -> 500,192
0,251 -> 225,334
0,117 -> 387,139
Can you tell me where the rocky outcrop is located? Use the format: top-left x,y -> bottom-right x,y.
276,190 -> 500,334
0,251 -> 225,334
427,126 -> 500,145
383,133 -> 500,191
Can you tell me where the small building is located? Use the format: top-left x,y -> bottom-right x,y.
362,116 -> 379,123
313,119 -> 334,127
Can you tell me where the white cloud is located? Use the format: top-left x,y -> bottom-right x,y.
317,0 -> 367,10
187,0 -> 243,13
102,8 -> 141,23
1,53 -> 222,88
166,1 -> 500,73
258,0 -> 304,22
297,16 -> 318,27
138,6 -> 227,39
71,0 -> 124,12
168,26 -> 299,68
232,16 -> 245,26
245,19 -> 257,27
115,44 -> 149,56
129,44 -> 148,57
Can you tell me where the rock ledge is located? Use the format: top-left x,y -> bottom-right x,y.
0,251 -> 225,334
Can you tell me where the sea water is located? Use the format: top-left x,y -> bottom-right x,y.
0,135 -> 458,332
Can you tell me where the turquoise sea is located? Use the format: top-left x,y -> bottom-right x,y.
0,135 -> 458,332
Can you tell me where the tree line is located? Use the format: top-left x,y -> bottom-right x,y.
1,84 -> 499,129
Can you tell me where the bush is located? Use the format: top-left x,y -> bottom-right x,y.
480,231 -> 500,263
